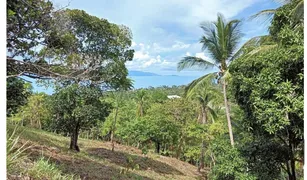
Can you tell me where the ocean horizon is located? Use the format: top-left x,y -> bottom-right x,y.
31,75 -> 201,94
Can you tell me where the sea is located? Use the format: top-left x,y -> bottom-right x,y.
30,75 -> 201,94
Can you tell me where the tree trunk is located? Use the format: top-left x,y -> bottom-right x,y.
70,124 -> 80,152
198,104 -> 207,172
176,135 -> 184,159
222,81 -> 234,146
288,130 -> 297,180
111,105 -> 119,152
38,119 -> 41,129
140,102 -> 143,117
198,140 -> 205,172
156,142 -> 161,154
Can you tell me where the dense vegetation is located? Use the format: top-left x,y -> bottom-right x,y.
7,0 -> 303,179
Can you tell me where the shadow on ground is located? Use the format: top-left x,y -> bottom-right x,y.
28,148 -> 153,180
87,147 -> 184,176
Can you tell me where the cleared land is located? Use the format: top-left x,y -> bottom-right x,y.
8,126 -> 208,180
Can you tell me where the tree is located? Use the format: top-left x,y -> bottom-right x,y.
107,91 -> 126,152
229,3 -> 303,179
50,84 -> 111,151
7,2 -> 134,89
6,77 -> 32,116
185,74 -> 221,171
135,89 -> 147,117
12,93 -> 51,129
178,13 -> 242,146
250,0 -> 303,26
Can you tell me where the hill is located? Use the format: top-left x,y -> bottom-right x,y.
128,71 -> 160,76
8,126 -> 207,180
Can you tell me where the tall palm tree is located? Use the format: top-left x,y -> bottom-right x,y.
109,91 -> 125,152
178,13 -> 242,146
135,89 -> 146,117
185,74 -> 221,171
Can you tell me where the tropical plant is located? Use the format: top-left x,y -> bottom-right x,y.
107,91 -> 126,152
28,157 -> 80,180
12,93 -> 51,129
178,13 -> 243,146
7,77 -> 32,116
229,2 -> 303,179
250,0 -> 303,25
7,126 -> 30,172
135,89 -> 147,117
50,84 -> 111,151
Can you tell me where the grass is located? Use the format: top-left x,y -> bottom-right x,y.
27,157 -> 80,180
7,125 -> 207,180
7,125 -> 31,173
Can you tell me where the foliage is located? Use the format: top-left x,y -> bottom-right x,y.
28,157 -> 80,180
7,77 -> 32,116
209,138 -> 256,180
229,2 -> 303,179
7,126 -> 30,172
49,84 -> 111,151
41,9 -> 134,88
7,0 -> 53,60
10,93 -> 51,129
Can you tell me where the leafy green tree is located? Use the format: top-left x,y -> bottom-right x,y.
12,93 -> 51,129
185,74 -> 222,171
105,91 -> 127,152
7,0 -> 53,75
250,0 -> 303,26
7,77 -> 32,116
50,84 -> 111,151
135,89 -> 147,117
178,13 -> 242,146
7,2 -> 134,89
229,3 -> 303,179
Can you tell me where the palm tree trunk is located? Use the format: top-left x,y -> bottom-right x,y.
199,105 -> 207,171
111,105 -> 119,152
222,81 -> 234,146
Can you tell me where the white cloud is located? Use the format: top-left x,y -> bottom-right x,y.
53,0 -> 268,75
195,52 -> 207,60
131,41 -> 137,47
172,41 -> 190,49
186,52 -> 191,56
151,41 -> 191,53
134,50 -> 150,60
195,52 -> 215,64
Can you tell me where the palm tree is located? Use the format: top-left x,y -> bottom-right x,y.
178,13 -> 242,146
109,91 -> 125,152
236,0 -> 304,62
251,0 -> 303,25
135,89 -> 146,117
185,74 -> 221,171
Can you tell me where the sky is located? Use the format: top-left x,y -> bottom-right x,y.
51,0 -> 280,77
51,0 -> 280,76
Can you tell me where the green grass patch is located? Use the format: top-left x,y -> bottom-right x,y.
28,157 -> 80,180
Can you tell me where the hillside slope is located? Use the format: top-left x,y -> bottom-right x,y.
8,126 -> 207,180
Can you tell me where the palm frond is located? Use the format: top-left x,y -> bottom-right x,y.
231,35 -> 275,61
184,73 -> 217,98
199,13 -> 242,65
249,9 -> 276,22
247,44 -> 277,56
207,106 -> 218,123
291,0 -> 304,24
177,56 -> 216,71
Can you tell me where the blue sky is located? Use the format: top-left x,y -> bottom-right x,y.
51,0 -> 279,77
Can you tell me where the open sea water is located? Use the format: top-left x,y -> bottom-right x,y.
31,76 -> 200,94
